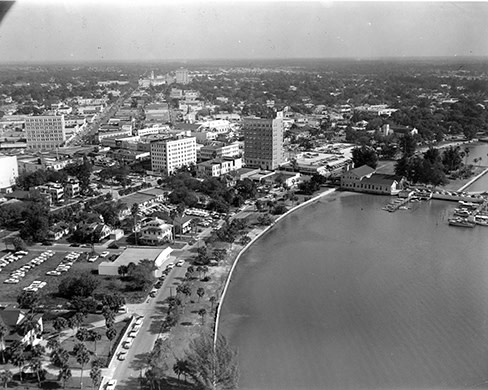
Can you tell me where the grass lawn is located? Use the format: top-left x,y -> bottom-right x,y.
57,319 -> 130,369
0,372 -> 97,390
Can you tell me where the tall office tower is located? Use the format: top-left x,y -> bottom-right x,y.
175,68 -> 189,85
150,136 -> 197,175
242,111 -> 284,170
25,115 -> 66,150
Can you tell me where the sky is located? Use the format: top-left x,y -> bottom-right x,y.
0,0 -> 487,63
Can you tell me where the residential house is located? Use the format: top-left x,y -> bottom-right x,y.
139,218 -> 173,245
0,306 -> 43,347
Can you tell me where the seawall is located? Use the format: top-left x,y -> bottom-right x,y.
458,167 -> 488,192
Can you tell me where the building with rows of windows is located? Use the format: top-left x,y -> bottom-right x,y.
150,136 -> 197,175
242,112 -> 285,170
25,115 -> 66,150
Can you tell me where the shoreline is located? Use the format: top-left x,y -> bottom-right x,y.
213,187 -> 337,344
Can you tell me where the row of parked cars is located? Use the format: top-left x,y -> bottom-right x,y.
46,251 -> 80,276
0,251 -> 29,274
119,315 -> 144,360
4,250 -> 54,284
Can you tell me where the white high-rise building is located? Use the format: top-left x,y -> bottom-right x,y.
0,155 -> 18,192
242,112 -> 284,170
25,115 -> 66,150
150,137 -> 197,175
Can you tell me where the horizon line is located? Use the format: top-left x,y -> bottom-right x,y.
1,55 -> 488,67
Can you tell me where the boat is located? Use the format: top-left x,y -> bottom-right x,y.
453,209 -> 471,217
475,215 -> 488,226
448,218 -> 476,228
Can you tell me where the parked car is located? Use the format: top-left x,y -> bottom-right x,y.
118,351 -> 127,361
176,260 -> 185,267
88,256 -> 99,263
106,379 -> 117,390
122,339 -> 133,349
100,251 -> 110,258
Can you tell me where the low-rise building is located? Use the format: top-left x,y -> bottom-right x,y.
197,156 -> 243,177
99,247 -> 174,277
341,165 -> 405,195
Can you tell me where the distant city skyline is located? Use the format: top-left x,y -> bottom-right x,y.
0,1 -> 487,63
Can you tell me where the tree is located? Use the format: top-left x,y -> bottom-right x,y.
105,326 -> 117,355
47,338 -> 61,353
0,370 -> 12,389
16,291 -> 39,311
442,146 -> 463,172
11,236 -> 27,252
87,330 -> 102,354
198,308 -> 207,325
173,359 -> 189,382
58,365 -> 72,389
209,296 -> 217,312
58,272 -> 100,299
31,344 -> 45,358
29,356 -> 45,387
102,307 -> 116,328
102,293 -> 126,312
53,317 -> 68,337
351,146 -> 378,169
11,345 -> 25,382
183,332 -> 239,390
399,134 -> 417,157
118,265 -> 128,277
197,287 -> 205,302
89,366 -> 102,390
0,321 -> 7,364
69,312 -> 85,333
74,342 -> 91,389
51,348 -> 69,368
76,327 -> 90,343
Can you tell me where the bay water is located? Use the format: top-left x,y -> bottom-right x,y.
220,192 -> 488,389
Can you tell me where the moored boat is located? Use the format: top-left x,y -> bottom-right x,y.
448,218 -> 476,228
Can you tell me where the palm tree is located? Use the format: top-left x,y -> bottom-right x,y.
173,359 -> 188,381
198,308 -> 207,325
47,338 -> 61,352
209,296 -> 217,311
58,365 -> 72,389
196,287 -> 205,302
76,327 -> 90,343
51,348 -> 69,368
69,312 -> 85,333
75,343 -> 91,389
52,317 -> 68,339
11,347 -> 25,382
29,356 -> 44,387
88,330 -> 102,354
105,326 -> 117,356
0,370 -> 13,389
89,366 -> 102,390
464,146 -> 470,165
0,322 -> 8,364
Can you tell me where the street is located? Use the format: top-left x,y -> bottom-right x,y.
103,263 -> 188,389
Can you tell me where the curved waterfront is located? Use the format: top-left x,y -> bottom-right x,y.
220,192 -> 488,389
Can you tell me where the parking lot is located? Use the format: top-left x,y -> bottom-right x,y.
0,248 -> 107,303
